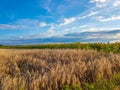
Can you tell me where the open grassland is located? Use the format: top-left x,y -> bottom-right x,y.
0,49 -> 120,90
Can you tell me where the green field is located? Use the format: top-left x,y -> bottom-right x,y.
1,42 -> 120,53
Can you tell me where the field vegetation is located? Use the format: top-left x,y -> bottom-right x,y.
0,49 -> 120,90
1,42 -> 120,53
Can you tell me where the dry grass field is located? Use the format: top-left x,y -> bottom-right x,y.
0,49 -> 120,90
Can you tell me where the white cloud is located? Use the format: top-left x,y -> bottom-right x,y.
82,27 -> 120,32
90,0 -> 107,3
95,15 -> 120,22
15,19 -> 39,26
88,11 -> 99,17
0,24 -> 16,29
39,22 -> 47,27
47,26 -> 55,36
113,0 -> 120,6
0,19 -> 48,30
79,25 -> 88,28
78,11 -> 99,19
59,17 -> 76,26
90,0 -> 108,7
40,0 -> 51,13
86,33 -> 120,39
90,0 -> 120,8
0,24 -> 25,29
19,36 -> 24,39
94,16 -> 104,20
14,19 -> 47,30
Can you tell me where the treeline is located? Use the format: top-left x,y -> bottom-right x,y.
0,42 -> 120,53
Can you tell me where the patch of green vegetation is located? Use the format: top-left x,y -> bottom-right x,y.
1,42 -> 120,53
63,73 -> 120,90
93,79 -> 115,90
19,86 -> 25,90
111,72 -> 120,88
63,84 -> 82,90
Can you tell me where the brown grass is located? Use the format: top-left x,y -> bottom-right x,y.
0,49 -> 120,90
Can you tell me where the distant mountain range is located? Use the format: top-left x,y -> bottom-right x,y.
1,29 -> 120,45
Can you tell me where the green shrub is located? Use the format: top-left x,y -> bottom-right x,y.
94,79 -> 115,90
63,84 -> 82,90
84,83 -> 95,90
111,73 -> 120,89
63,85 -> 72,90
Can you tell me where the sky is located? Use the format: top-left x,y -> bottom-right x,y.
0,0 -> 120,45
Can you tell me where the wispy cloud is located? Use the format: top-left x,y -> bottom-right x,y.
0,19 -> 43,30
90,0 -> 120,8
79,25 -> 88,28
90,0 -> 107,3
86,33 -> 120,40
82,27 -> 120,32
39,22 -> 47,27
78,11 -> 99,19
59,17 -> 76,26
0,24 -> 17,29
0,19 -> 48,30
90,0 -> 108,7
39,0 -> 52,13
113,0 -> 120,6
47,25 -> 55,36
15,19 -> 39,26
56,0 -> 84,14
95,15 -> 120,22
0,24 -> 26,30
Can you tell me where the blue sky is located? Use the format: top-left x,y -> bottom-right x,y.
0,0 -> 120,45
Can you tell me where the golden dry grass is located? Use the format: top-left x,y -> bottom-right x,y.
0,49 -> 120,90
